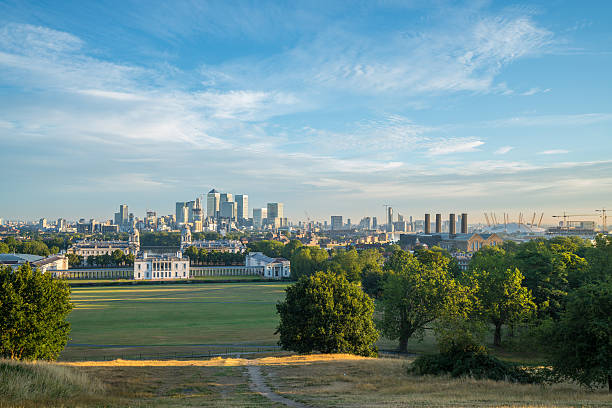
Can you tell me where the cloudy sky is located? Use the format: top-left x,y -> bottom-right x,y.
1,0 -> 611,223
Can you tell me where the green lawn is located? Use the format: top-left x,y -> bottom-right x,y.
63,282 -> 288,361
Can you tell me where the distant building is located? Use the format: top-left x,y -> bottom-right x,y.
267,203 -> 284,228
245,252 -> 291,279
39,218 -> 47,230
134,252 -> 189,280
235,194 -> 248,221
67,230 -> 140,262
0,253 -> 68,273
220,201 -> 237,220
253,208 -> 267,229
207,189 -> 220,218
175,202 -> 188,225
180,227 -> 245,253
399,232 -> 503,253
331,216 -> 343,231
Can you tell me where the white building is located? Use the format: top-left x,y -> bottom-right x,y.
245,252 -> 291,279
0,253 -> 69,274
134,252 -> 190,280
67,230 -> 140,261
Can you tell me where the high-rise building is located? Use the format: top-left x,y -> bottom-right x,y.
207,189 -> 220,218
267,202 -> 283,219
387,207 -> 394,232
39,218 -> 47,230
220,193 -> 233,205
253,208 -> 267,229
175,202 -> 187,224
220,201 -> 236,220
57,218 -> 66,231
235,195 -> 248,220
331,215 -> 343,231
120,205 -> 128,225
372,217 -> 378,229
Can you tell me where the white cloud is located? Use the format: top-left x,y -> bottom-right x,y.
538,149 -> 570,155
426,138 -> 484,156
494,146 -> 514,155
521,87 -> 551,96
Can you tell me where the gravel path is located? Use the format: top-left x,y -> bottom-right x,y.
247,365 -> 312,408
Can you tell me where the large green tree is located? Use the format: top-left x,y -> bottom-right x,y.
379,250 -> 469,353
276,271 -> 378,357
0,264 -> 73,360
472,267 -> 535,346
290,246 -> 328,280
548,281 -> 612,391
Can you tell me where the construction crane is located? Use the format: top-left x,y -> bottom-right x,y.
551,212 -> 596,233
595,208 -> 609,233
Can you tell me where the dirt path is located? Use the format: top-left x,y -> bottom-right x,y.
247,365 -> 312,408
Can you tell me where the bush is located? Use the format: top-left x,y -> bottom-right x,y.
409,345 -> 545,384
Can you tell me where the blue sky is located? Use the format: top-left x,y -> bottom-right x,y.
1,0 -> 611,223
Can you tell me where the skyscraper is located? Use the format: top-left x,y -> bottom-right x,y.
267,203 -> 284,228
120,205 -> 128,225
220,201 -> 236,219
207,189 -> 220,218
331,215 -> 343,230
175,202 -> 187,224
235,194 -> 248,220
220,193 -> 233,205
253,208 -> 267,229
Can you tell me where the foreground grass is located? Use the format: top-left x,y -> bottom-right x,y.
0,359 -> 106,407
3,355 -> 611,407
263,357 -> 612,407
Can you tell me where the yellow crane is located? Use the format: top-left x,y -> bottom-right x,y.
551,212 -> 596,233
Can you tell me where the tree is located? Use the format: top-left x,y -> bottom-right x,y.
548,281 -> 612,391
290,247 -> 328,280
276,271 -> 378,357
379,250 -> 470,353
0,264 -> 73,360
472,267 -> 535,346
66,253 -> 82,267
281,240 -> 303,259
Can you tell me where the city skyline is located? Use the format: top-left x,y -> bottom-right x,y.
1,1 -> 612,220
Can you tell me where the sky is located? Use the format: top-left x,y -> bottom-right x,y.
1,0 -> 611,224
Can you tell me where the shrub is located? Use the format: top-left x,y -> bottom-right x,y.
409,345 -> 544,384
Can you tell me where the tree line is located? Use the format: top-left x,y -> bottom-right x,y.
274,235 -> 612,391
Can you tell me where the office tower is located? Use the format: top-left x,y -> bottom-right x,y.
220,201 -> 236,220
372,217 -> 378,229
461,213 -> 468,234
235,195 -> 248,220
387,207 -> 393,226
207,189 -> 220,218
39,218 -> 47,230
57,218 -> 66,231
220,193 -> 233,205
186,201 -> 196,223
253,208 -> 267,229
331,216 -> 343,231
398,214 -> 404,222
267,202 -> 283,219
449,213 -> 456,235
175,202 -> 187,224
424,214 -> 431,234
119,205 -> 128,225
347,218 -> 351,228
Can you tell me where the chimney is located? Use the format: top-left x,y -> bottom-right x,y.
435,214 -> 441,233
449,214 -> 456,235
461,213 -> 468,234
424,214 -> 431,234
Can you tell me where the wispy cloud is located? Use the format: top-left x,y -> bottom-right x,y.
426,138 -> 485,156
538,149 -> 570,155
494,146 -> 514,155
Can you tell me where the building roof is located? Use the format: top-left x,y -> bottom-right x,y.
0,253 -> 45,263
208,189 -> 219,193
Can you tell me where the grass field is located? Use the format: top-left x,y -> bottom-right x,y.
3,356 -> 610,407
62,282 -> 288,361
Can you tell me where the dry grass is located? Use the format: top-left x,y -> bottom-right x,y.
0,359 -> 106,407
263,357 -> 612,407
63,353 -> 368,367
